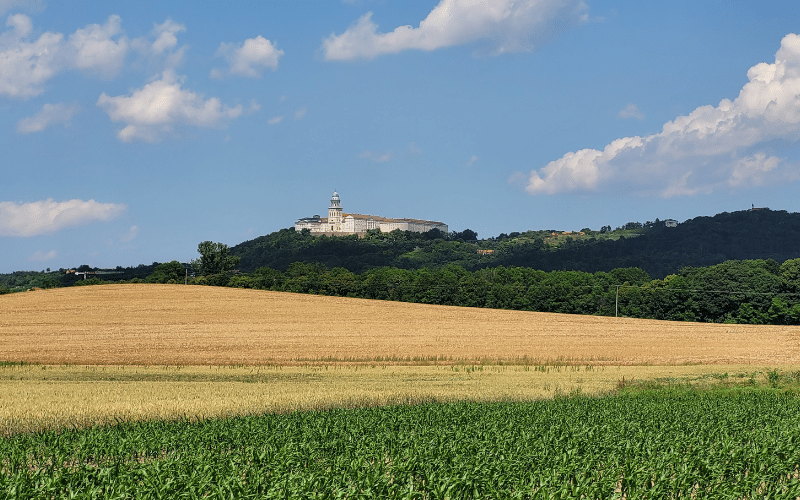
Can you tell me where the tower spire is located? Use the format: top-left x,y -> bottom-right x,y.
328,190 -> 342,231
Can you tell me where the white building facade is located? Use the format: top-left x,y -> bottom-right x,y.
295,192 -> 448,235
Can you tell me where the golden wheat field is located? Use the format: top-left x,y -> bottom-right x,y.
2,284 -> 799,365
1,284 -> 799,432
0,363 -> 781,434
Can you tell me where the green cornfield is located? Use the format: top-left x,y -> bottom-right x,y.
2,389 -> 800,499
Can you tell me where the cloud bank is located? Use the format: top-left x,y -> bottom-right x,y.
523,33 -> 800,197
0,199 -> 126,237
322,0 -> 588,61
97,71 -> 243,142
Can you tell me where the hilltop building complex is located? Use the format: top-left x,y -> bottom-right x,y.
295,192 -> 448,235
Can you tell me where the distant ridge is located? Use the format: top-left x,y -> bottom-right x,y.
231,208 -> 800,279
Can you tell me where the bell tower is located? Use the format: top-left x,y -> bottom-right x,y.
328,190 -> 343,231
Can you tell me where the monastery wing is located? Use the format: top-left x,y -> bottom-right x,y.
295,192 -> 447,235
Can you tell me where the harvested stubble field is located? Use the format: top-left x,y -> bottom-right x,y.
1,284 -> 799,432
2,284 -> 799,365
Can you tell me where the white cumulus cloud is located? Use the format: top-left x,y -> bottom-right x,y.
0,14 -> 130,98
96,70 -> 243,142
16,102 -> 79,133
0,199 -> 126,237
212,35 -> 283,78
150,19 -> 184,55
67,15 -> 128,77
322,0 -> 588,61
522,33 -> 800,197
0,14 -> 64,98
130,19 -> 187,71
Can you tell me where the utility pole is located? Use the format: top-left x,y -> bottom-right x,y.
615,285 -> 620,318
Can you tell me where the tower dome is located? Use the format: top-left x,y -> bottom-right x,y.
330,191 -> 341,208
328,190 -> 343,231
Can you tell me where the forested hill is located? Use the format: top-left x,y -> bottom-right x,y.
231,208 -> 800,279
501,209 -> 800,279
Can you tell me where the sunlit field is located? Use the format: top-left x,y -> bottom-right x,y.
1,284 -> 799,433
2,284 -> 798,366
1,363 -> 785,435
2,285 -> 800,497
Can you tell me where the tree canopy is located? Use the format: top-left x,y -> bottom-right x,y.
194,241 -> 241,276
213,258 -> 800,325
146,261 -> 187,284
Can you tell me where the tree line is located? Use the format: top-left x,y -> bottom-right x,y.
6,240 -> 800,325
0,264 -> 160,294
182,257 -> 800,325
0,241 -> 238,293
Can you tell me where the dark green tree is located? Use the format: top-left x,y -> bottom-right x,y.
781,258 -> 800,292
453,229 -> 478,241
768,297 -> 791,325
252,267 -> 285,290
146,261 -> 187,283
322,267 -> 358,297
194,241 -> 241,275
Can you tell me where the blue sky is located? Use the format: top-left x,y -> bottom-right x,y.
2,0 -> 800,272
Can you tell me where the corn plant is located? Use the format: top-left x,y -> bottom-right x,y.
2,389 -> 800,498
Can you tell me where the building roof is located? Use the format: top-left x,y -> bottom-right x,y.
343,213 -> 392,222
296,216 -> 328,223
390,217 -> 447,225
343,213 -> 445,225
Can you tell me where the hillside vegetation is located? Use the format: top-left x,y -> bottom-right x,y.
230,208 -> 800,278
6,209 -> 800,325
